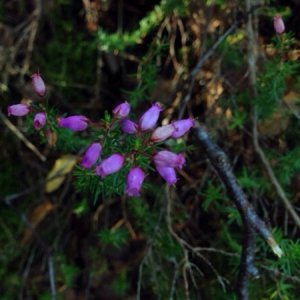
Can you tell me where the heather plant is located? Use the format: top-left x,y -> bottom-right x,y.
3,1 -> 300,299
7,73 -> 194,199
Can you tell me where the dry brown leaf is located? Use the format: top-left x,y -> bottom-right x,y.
284,90 -> 300,110
258,90 -> 300,136
262,45 -> 277,58
287,50 -> 300,61
263,44 -> 300,61
45,129 -> 57,147
45,154 -> 77,193
258,110 -> 289,136
20,201 -> 54,245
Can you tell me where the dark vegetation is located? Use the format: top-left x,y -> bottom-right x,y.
1,0 -> 300,299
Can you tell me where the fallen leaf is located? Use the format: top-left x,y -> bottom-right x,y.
258,90 -> 300,136
20,201 -> 54,245
287,50 -> 300,61
45,154 -> 77,193
258,110 -> 289,136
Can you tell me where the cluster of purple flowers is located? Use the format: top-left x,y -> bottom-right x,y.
7,73 -> 194,197
76,101 -> 194,196
8,73 -> 47,130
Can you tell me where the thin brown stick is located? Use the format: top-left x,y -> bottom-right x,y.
0,110 -> 46,162
166,185 -> 190,300
253,133 -> 300,228
165,184 -> 228,292
194,122 -> 283,258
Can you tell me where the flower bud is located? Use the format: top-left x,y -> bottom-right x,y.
171,118 -> 195,138
31,73 -> 46,97
121,119 -> 138,134
81,143 -> 102,169
58,115 -> 89,131
156,166 -> 177,185
32,112 -> 46,130
138,103 -> 162,132
113,102 -> 130,118
125,167 -> 145,197
95,153 -> 124,178
7,104 -> 30,116
274,15 -> 285,34
153,151 -> 185,169
150,124 -> 175,142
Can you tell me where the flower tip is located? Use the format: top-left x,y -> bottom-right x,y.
150,124 -> 175,142
154,150 -> 185,169
121,119 -> 138,134
274,14 -> 285,34
81,143 -> 102,169
58,115 -> 89,131
32,112 -> 46,130
272,245 -> 283,258
112,102 -> 131,118
171,118 -> 195,138
7,104 -> 30,117
125,167 -> 145,197
139,103 -> 162,132
156,166 -> 178,185
31,72 -> 46,97
95,154 -> 124,178
125,188 -> 141,197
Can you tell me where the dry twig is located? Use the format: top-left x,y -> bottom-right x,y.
194,121 -> 282,299
0,110 -> 46,162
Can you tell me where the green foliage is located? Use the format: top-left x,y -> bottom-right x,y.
222,32 -> 246,67
200,181 -> 228,211
266,229 -> 300,277
38,292 -> 63,300
0,209 -> 22,297
237,166 -> 271,195
37,4 -> 96,103
112,270 -> 130,296
271,146 -> 300,189
98,5 -> 164,52
260,4 -> 291,18
166,137 -> 196,154
0,158 -> 19,196
74,163 -> 128,201
198,180 -> 246,242
98,227 -> 130,249
124,40 -> 169,108
98,0 -> 188,52
56,128 -> 90,152
219,222 -> 241,254
206,0 -> 227,7
162,0 -> 189,16
127,196 -> 148,221
43,31 -> 96,101
73,198 -> 90,216
251,229 -> 300,299
228,110 -> 247,130
256,33 -> 297,121
267,279 -> 293,300
57,255 -> 80,288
